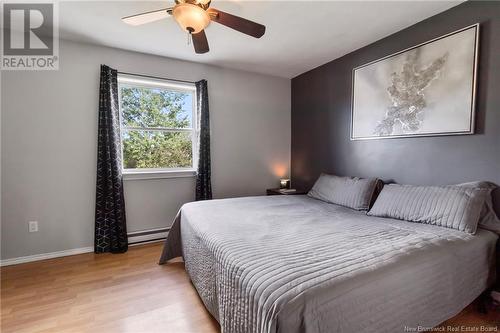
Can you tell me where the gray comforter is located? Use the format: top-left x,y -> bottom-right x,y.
159,195 -> 497,333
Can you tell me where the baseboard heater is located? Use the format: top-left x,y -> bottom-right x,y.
127,227 -> 170,245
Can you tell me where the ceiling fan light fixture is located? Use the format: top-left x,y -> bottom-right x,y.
173,3 -> 210,34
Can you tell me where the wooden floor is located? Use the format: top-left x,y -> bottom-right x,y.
1,243 -> 219,333
1,243 -> 498,333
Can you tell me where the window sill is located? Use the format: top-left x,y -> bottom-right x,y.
123,170 -> 197,181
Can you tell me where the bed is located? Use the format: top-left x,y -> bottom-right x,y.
159,195 -> 498,333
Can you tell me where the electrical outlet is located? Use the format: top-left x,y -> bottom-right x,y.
28,221 -> 38,233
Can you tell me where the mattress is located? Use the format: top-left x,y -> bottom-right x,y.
159,195 -> 498,333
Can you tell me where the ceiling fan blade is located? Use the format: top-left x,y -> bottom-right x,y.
192,30 -> 209,54
207,8 -> 265,38
122,8 -> 172,26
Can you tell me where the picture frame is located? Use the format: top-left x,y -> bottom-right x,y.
350,23 -> 479,140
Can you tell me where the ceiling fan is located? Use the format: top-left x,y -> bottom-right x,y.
122,0 -> 266,54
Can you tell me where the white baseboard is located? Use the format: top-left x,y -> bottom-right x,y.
0,246 -> 94,267
128,229 -> 168,244
0,228 -> 169,267
129,238 -> 165,247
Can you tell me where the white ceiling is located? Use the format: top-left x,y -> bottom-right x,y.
58,1 -> 462,78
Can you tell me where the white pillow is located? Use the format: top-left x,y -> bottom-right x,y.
455,181 -> 500,233
308,174 -> 379,211
368,184 -> 488,234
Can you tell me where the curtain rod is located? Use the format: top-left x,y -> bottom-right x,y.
117,71 -> 196,85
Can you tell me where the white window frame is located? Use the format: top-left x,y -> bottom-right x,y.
117,74 -> 198,180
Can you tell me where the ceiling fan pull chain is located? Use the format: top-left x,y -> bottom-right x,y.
187,31 -> 192,46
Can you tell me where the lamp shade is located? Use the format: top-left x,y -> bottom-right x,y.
173,3 -> 210,34
280,179 -> 291,189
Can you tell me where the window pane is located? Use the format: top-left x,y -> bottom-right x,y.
122,130 -> 193,169
120,86 -> 193,129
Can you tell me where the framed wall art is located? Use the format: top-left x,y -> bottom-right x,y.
351,24 -> 479,140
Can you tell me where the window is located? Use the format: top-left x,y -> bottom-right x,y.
117,74 -> 197,179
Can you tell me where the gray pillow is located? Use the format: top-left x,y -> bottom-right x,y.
367,184 -> 489,234
308,174 -> 379,211
455,181 -> 500,233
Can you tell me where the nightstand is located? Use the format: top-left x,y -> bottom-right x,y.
266,188 -> 307,196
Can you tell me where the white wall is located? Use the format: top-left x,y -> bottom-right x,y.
1,39 -> 290,260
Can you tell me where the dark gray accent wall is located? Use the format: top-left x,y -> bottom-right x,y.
291,1 -> 500,211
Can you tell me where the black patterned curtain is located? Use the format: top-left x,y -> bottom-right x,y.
95,65 -> 128,253
195,80 -> 212,201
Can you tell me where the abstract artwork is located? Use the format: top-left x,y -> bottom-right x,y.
351,24 -> 478,140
